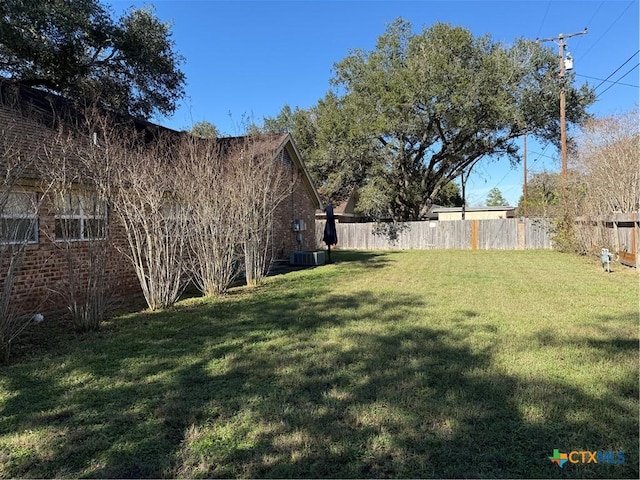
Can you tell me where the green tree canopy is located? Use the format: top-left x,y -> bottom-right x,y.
0,0 -> 185,119
190,120 -> 219,139
518,170 -> 562,217
267,19 -> 595,221
486,187 -> 508,206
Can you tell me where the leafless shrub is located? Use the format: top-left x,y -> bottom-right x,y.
573,110 -> 639,215
38,119 -> 114,331
102,124 -> 191,311
178,135 -> 241,296
0,191 -> 45,362
0,93 -> 48,362
229,136 -> 293,286
568,109 -> 640,254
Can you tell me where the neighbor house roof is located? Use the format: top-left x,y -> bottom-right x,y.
316,188 -> 360,220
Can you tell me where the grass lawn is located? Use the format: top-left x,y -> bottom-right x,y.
1,250 -> 638,478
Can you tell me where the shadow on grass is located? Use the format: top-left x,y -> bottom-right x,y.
328,250 -> 400,269
192,324 -> 638,478
1,252 -> 638,478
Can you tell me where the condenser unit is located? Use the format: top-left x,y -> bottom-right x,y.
289,250 -> 326,266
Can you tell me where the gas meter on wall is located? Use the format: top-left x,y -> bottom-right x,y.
292,219 -> 306,232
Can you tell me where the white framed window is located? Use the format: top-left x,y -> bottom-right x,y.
0,191 -> 39,244
54,191 -> 107,241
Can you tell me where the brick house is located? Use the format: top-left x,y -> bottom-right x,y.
0,81 -> 322,317
246,133 -> 323,256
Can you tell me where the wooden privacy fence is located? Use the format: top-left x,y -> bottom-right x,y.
575,213 -> 639,268
316,218 -> 553,251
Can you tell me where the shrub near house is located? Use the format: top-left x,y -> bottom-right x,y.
1,81 -> 322,322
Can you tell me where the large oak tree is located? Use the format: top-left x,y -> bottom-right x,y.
0,0 -> 185,119
269,19 -> 595,221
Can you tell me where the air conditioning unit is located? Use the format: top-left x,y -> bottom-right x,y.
290,250 -> 326,266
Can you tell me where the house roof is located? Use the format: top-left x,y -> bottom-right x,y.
1,81 -> 323,209
0,79 -> 177,136
276,133 -> 323,210
1,79 -> 182,182
214,133 -> 322,210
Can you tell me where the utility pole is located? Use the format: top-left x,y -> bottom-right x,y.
537,28 -> 588,205
523,134 -> 528,217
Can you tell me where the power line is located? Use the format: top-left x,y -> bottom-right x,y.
572,1 -> 605,54
576,0 -> 636,61
592,50 -> 640,91
529,149 -> 557,162
576,73 -> 638,88
597,63 -> 640,98
535,1 -> 552,39
482,141 -> 554,208
479,2 -> 634,211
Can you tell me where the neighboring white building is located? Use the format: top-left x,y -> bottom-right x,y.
432,206 -> 517,221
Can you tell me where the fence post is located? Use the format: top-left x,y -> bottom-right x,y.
517,219 -> 525,250
633,219 -> 639,268
471,220 -> 479,250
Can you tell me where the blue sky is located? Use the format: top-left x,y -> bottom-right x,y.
108,0 -> 639,206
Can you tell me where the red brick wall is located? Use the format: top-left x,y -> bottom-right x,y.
0,101 -> 137,318
1,190 -> 141,318
271,165 -> 319,259
3,175 -> 319,318
3,173 -> 318,319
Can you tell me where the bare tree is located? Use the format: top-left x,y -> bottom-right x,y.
0,93 -> 48,362
38,118 -> 113,331
566,108 -> 639,254
103,125 -> 191,311
19,98 -> 195,318
230,136 -> 294,286
573,110 -> 640,215
178,134 -> 241,296
166,133 -> 298,293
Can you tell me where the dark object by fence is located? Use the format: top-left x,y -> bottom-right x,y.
323,204 -> 338,263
